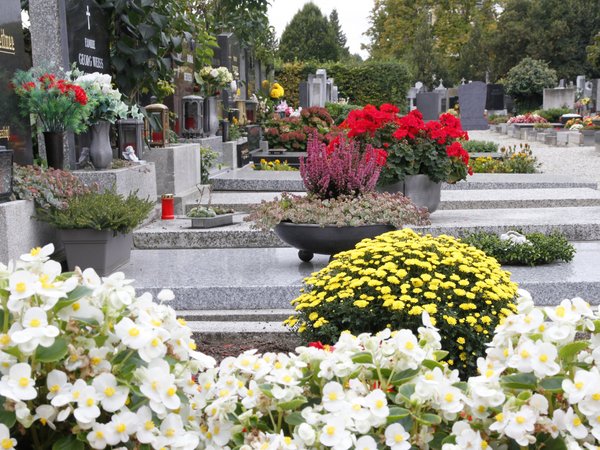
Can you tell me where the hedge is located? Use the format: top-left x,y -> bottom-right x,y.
275,61 -> 412,108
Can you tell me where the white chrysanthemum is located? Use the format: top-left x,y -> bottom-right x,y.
10,307 -> 59,353
0,362 -> 37,401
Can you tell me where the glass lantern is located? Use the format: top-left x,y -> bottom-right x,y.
145,103 -> 170,147
0,146 -> 13,203
182,95 -> 203,138
245,99 -> 258,123
117,119 -> 145,160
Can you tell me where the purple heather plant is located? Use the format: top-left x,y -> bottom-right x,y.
300,134 -> 382,200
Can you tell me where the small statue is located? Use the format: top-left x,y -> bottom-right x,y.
77,147 -> 91,168
122,145 -> 139,162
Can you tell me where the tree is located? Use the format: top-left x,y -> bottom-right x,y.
329,9 -> 350,59
278,3 -> 340,62
587,32 -> 600,77
504,57 -> 557,112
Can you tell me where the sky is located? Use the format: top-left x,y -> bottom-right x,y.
268,0 -> 374,60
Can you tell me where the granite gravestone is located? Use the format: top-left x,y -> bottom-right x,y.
458,81 -> 489,130
415,91 -> 443,121
0,0 -> 33,164
299,81 -> 309,108
486,84 -> 505,111
65,0 -> 110,73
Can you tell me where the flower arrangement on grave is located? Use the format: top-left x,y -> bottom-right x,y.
12,68 -> 91,133
195,65 -> 233,96
506,113 -> 548,124
263,107 -> 335,152
340,106 -> 472,185
254,79 -> 290,124
74,71 -> 141,124
471,143 -> 540,174
287,228 -> 518,377
247,134 -> 430,230
0,244 -> 215,449
566,116 -> 600,131
252,158 -> 298,171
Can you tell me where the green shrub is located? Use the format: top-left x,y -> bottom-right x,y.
200,146 -> 220,184
488,115 -> 509,124
504,57 -> 557,114
325,101 -> 361,125
462,231 -> 576,266
461,140 -> 499,153
36,190 -> 153,233
535,107 -> 571,123
290,229 -> 518,376
275,61 -> 412,107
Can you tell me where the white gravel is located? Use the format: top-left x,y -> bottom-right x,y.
468,130 -> 600,187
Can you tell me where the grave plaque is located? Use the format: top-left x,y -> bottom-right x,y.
415,91 -> 443,121
65,0 -> 110,73
236,139 -> 250,168
299,81 -> 309,109
458,81 -> 489,130
0,0 -> 33,164
246,124 -> 261,151
486,84 -> 505,110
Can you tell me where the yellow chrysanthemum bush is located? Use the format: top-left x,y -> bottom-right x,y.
287,229 -> 519,376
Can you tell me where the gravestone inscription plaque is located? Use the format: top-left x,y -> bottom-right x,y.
0,0 -> 33,164
65,0 -> 110,73
458,81 -> 489,130
486,84 -> 505,111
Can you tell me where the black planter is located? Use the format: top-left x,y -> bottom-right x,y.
43,132 -> 64,169
274,222 -> 395,262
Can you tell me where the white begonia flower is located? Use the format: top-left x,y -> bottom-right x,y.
52,378 -> 87,407
73,385 -> 101,425
241,379 -> 259,409
135,405 -> 158,444
508,338 -> 537,373
139,359 -> 178,414
7,270 -> 40,310
554,407 -> 589,440
452,421 -> 483,450
563,369 -> 598,404
87,423 -> 110,449
319,417 -> 352,449
0,423 -> 16,450
385,423 -> 411,450
393,329 -> 426,367
0,362 -> 37,401
516,289 -> 534,312
92,373 -> 129,412
364,389 -> 389,418
295,423 -> 316,446
34,404 -> 57,429
545,299 -> 582,324
58,298 -> 103,323
530,341 -> 560,378
114,317 -> 150,350
94,272 -> 136,309
14,401 -> 34,427
355,435 -> 378,450
10,307 -> 59,353
154,414 -> 193,448
322,381 -> 346,412
88,347 -> 112,374
37,260 -> 78,307
46,370 -> 71,400
578,382 -> 600,417
543,323 -> 576,344
529,393 -> 549,415
438,385 -> 465,415
104,410 -> 137,445
157,288 -> 175,302
504,406 -> 537,446
500,230 -> 531,246
81,268 -> 102,288
20,243 -> 54,263
138,328 -> 169,363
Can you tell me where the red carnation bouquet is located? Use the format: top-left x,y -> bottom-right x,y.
12,69 -> 91,133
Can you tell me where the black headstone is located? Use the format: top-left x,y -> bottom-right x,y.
415,92 -> 443,121
246,124 -> 261,151
65,0 -> 110,73
236,139 -> 250,168
458,81 -> 489,130
486,84 -> 505,110
299,82 -> 309,109
216,33 -> 240,76
0,0 -> 33,164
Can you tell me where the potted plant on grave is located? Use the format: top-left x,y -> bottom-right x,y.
74,71 -> 141,170
195,66 -> 234,137
246,134 -> 430,262
12,68 -> 91,169
340,105 -> 472,212
35,189 -> 153,275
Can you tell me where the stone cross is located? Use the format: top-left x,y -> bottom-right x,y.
86,5 -> 91,30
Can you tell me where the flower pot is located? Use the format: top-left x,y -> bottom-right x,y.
59,229 -> 132,276
89,121 -> 113,169
581,130 -> 597,146
43,132 -> 64,169
190,213 -> 234,229
204,96 -> 219,137
274,222 -> 395,262
403,174 -> 442,213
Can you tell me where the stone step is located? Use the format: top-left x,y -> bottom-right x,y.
190,188 -> 600,213
121,243 -> 600,311
133,206 -> 600,249
210,167 -> 598,192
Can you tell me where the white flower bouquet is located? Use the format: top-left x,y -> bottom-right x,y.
196,66 -> 234,96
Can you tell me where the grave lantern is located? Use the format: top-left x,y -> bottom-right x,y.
182,95 -> 203,138
245,100 -> 257,123
117,119 -> 145,160
145,103 -> 170,147
0,146 -> 13,203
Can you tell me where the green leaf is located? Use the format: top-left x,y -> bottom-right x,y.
536,433 -> 567,450
433,350 -> 449,361
540,376 -> 565,393
351,351 -> 373,364
2,346 -> 20,358
390,368 -> 420,385
35,338 -> 68,363
501,372 -> 537,390
0,407 -> 16,428
54,285 -> 93,311
558,341 -> 589,360
417,413 -> 442,425
52,435 -> 84,450
278,396 -> 307,410
259,383 -> 274,398
397,383 -> 415,402
284,412 -> 304,426
386,406 -> 410,424
422,359 -> 444,370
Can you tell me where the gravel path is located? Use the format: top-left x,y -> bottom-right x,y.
468,130 -> 600,187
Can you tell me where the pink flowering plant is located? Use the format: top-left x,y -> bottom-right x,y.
507,113 -> 548,124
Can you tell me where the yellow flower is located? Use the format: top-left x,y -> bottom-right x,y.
270,82 -> 284,99
353,300 -> 369,308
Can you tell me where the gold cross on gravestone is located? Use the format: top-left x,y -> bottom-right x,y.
86,5 -> 91,31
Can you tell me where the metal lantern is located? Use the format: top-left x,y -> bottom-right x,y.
245,99 -> 258,123
182,95 -> 204,138
117,119 -> 145,160
0,146 -> 13,203
235,100 -> 247,125
145,103 -> 170,147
